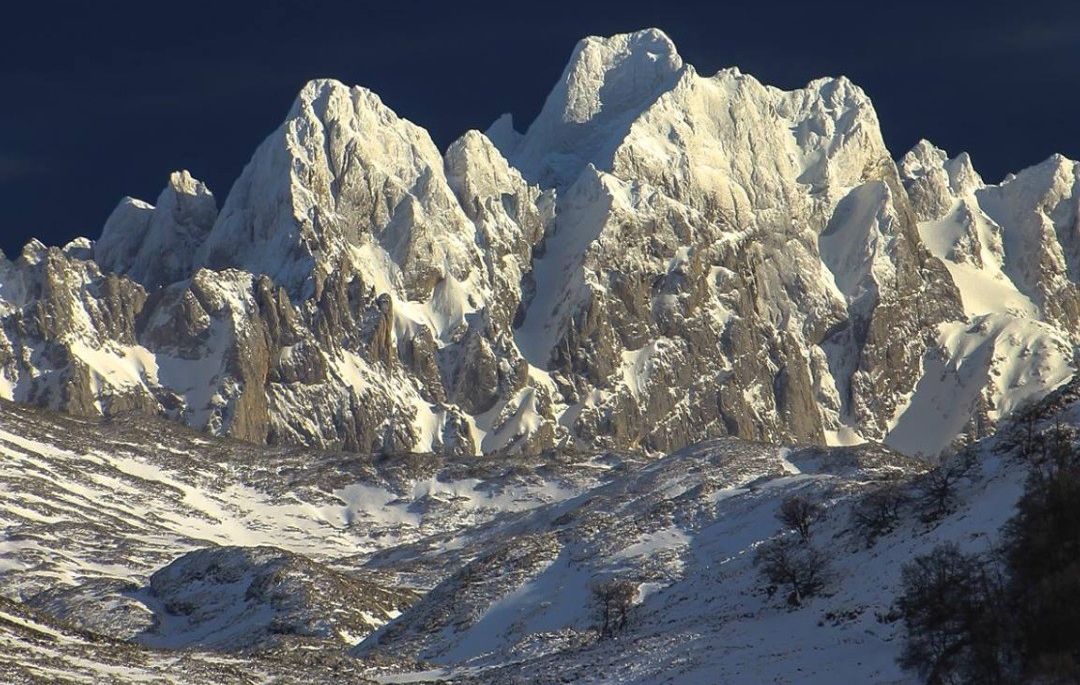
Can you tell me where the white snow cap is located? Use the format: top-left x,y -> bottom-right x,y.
899,139 -> 949,175
197,76 -> 483,300
900,139 -> 984,200
494,28 -> 686,188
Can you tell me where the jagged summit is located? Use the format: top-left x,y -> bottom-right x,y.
96,170 -> 217,289
900,140 -> 980,185
484,111 -> 521,155
197,76 -> 481,301
900,140 -> 984,220
900,139 -> 951,169
495,28 -> 685,189
494,29 -> 886,214
0,28 -> 1075,460
18,237 -> 48,264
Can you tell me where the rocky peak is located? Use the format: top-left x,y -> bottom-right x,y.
61,237 -> 94,260
198,78 -> 480,302
783,76 -> 889,201
483,112 -> 522,157
944,152 -> 982,195
900,141 -> 985,221
899,139 -> 947,175
445,130 -> 524,203
95,170 -> 217,289
444,129 -> 550,331
500,28 -> 686,189
993,153 -> 1079,213
0,29 -> 1074,461
19,238 -> 48,266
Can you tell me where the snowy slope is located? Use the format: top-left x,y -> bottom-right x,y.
2,369 -> 1078,683
0,594 -> 391,685
0,400 -> 624,653
889,141 -> 1080,454
357,439 -> 927,669
358,387 -> 1078,685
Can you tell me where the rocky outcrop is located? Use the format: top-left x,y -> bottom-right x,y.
143,546 -> 414,651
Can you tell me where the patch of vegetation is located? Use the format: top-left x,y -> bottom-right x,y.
897,426 -> 1080,684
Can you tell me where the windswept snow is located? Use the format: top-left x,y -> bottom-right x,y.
886,315 -> 1073,456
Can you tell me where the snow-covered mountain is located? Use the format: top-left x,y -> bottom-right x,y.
1,28 -> 1076,461
5,27 -> 1080,683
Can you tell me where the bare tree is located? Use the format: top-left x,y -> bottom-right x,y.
851,484 -> 908,544
916,453 -> 976,523
916,468 -> 961,522
897,543 -> 1017,685
1003,400 -> 1048,461
1038,419 -> 1077,470
593,579 -> 637,638
753,537 -> 830,606
777,495 -> 823,541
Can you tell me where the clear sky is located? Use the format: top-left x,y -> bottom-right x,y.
2,0 -> 1079,255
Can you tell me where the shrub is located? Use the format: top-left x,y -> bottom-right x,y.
897,456 -> 1080,683
851,484 -> 908,544
1000,400 -> 1056,462
915,453 -> 976,523
896,543 -> 1015,684
1036,420 -> 1078,472
1002,464 -> 1080,681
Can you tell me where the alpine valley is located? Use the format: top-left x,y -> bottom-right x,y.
2,28 -> 1079,684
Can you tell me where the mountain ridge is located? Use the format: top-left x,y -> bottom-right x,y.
0,27 -> 1076,459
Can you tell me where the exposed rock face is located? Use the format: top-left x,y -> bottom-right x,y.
0,28 -> 1075,458
500,60 -> 970,452
500,29 -> 685,189
0,240 -> 159,418
197,80 -> 485,303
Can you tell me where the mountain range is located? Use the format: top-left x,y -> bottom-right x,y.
2,29 -> 1077,460
2,27 -> 1080,684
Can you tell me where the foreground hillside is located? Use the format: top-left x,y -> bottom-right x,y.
358,423 -> 1040,684
4,378 -> 1075,682
0,595 -> 378,685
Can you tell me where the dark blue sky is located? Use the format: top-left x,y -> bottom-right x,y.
2,0 -> 1079,255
